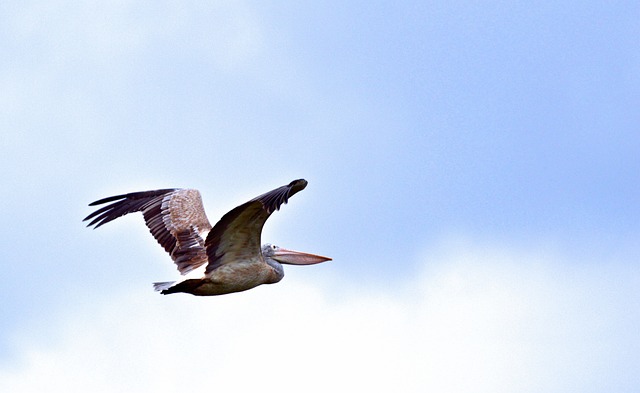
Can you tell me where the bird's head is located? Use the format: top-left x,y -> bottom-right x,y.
261,243 -> 332,265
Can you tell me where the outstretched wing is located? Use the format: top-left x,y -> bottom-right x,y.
84,188 -> 213,275
205,179 -> 308,274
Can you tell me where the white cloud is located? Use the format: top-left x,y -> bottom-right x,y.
2,240 -> 638,393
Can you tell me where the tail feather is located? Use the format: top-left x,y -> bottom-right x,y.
153,281 -> 176,293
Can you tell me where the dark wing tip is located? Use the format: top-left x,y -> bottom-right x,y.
289,178 -> 308,193
83,188 -> 178,228
88,194 -> 127,207
87,189 -> 177,207
253,179 -> 308,214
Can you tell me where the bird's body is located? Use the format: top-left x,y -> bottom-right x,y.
84,179 -> 331,296
157,256 -> 275,296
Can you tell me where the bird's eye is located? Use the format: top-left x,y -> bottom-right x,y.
271,244 -> 277,250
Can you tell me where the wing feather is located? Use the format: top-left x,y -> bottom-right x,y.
84,188 -> 213,274
204,179 -> 307,274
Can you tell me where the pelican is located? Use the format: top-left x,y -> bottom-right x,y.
84,179 -> 331,296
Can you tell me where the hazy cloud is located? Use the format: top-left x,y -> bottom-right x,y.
2,240 -> 637,392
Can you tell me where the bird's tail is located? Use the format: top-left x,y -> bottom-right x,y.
153,281 -> 176,293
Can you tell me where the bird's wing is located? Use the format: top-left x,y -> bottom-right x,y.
84,188 -> 213,275
204,179 -> 308,274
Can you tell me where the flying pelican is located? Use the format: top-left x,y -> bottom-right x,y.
84,179 -> 331,296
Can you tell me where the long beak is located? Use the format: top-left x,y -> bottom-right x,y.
272,248 -> 332,265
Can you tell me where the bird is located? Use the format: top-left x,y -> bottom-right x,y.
83,179 -> 331,296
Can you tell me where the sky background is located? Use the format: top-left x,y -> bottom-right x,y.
1,1 -> 639,392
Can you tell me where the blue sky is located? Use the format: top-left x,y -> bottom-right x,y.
1,1 -> 639,392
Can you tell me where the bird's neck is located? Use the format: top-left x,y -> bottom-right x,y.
265,257 -> 285,284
